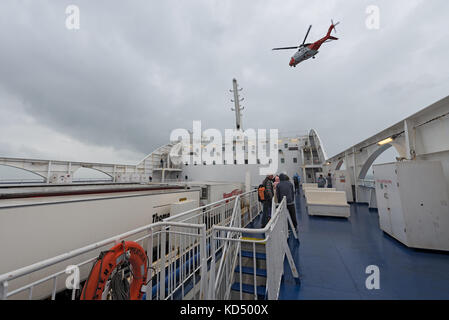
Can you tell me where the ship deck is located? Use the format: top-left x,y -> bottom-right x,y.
252,192 -> 449,299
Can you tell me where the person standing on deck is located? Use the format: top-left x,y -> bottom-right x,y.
273,175 -> 280,203
327,172 -> 333,188
276,173 -> 298,230
261,174 -> 274,227
293,173 -> 300,194
317,174 -> 326,188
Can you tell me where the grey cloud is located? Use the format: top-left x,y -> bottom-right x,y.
0,0 -> 448,163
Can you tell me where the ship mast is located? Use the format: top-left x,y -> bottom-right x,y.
230,78 -> 244,130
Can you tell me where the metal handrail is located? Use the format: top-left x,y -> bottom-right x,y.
0,220 -> 201,285
212,195 -> 242,298
214,198 -> 283,236
209,197 -> 299,300
164,190 -> 254,222
0,220 -> 208,300
0,189 -> 260,300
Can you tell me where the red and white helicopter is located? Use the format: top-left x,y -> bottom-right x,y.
273,20 -> 340,67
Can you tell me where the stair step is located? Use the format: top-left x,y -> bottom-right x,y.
241,250 -> 266,260
234,266 -> 267,277
231,282 -> 266,297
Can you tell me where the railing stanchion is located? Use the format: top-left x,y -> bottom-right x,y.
0,281 -> 8,300
160,229 -> 166,300
145,228 -> 153,300
199,225 -> 208,299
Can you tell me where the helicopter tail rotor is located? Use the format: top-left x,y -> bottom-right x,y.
331,19 -> 340,33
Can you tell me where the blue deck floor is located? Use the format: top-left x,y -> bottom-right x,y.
275,192 -> 449,300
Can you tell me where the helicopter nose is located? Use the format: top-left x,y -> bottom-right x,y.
289,57 -> 295,66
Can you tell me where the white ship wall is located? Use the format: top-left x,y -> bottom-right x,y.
183,162 -> 302,187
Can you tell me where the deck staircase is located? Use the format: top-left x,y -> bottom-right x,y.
230,238 -> 267,299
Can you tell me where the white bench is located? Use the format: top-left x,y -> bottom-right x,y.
302,183 -> 318,190
302,187 -> 337,198
304,190 -> 350,218
305,188 -> 337,192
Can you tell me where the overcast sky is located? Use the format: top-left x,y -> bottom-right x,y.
1,0 -> 449,169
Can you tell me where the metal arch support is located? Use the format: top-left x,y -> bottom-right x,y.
357,143 -> 392,180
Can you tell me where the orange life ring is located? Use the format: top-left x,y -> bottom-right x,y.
80,241 -> 148,300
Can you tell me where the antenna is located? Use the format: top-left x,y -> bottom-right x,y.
230,78 -> 244,130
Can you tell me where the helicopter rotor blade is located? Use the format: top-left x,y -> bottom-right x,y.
302,25 -> 312,45
272,46 -> 299,51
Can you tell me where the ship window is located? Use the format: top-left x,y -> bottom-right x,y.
245,159 -> 248,164
293,157 -> 298,163
284,143 -> 288,148
281,158 -> 285,164
234,160 -> 237,165
201,187 -> 208,199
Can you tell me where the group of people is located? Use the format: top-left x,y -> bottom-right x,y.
259,172 -> 334,232
317,173 -> 333,188
259,173 -> 298,231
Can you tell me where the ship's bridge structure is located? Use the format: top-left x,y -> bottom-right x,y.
323,95 -> 449,203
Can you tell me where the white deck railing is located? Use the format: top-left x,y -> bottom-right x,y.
209,197 -> 299,300
0,190 -> 260,300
